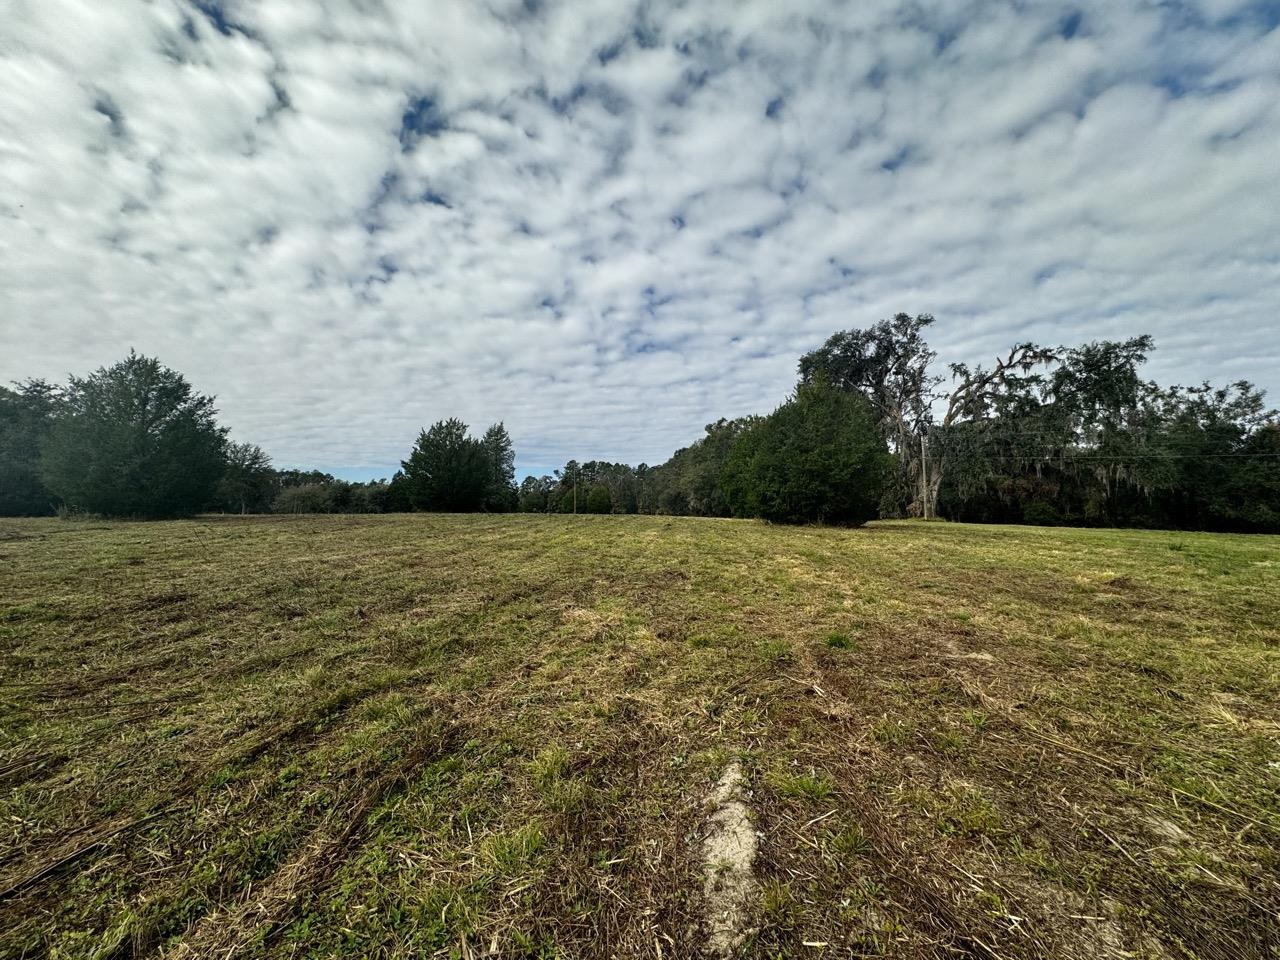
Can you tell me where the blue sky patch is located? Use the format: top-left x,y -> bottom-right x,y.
400,95 -> 447,147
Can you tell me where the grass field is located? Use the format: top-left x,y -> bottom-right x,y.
1,515 -> 1278,959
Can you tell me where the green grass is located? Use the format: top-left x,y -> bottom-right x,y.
824,631 -> 858,650
1,514 -> 1278,958
767,768 -> 836,802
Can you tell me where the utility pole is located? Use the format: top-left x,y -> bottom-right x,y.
920,431 -> 931,520
573,467 -> 578,515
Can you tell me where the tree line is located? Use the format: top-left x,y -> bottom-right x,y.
800,316 -> 1279,531
514,384 -> 888,526
3,320 -> 1278,531
0,352 -> 517,519
515,315 -> 1280,532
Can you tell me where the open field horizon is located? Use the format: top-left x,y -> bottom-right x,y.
2,514 -> 1278,958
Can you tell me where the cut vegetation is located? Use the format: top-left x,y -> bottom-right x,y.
1,514 -> 1278,958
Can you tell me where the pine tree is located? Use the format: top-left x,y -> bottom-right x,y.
481,422 -> 517,512
401,418 -> 490,512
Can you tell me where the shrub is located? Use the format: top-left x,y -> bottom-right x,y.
584,485 -> 613,514
721,380 -> 890,525
1021,499 -> 1062,526
273,483 -> 338,514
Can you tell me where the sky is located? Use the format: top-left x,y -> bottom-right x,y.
2,1 -> 1279,481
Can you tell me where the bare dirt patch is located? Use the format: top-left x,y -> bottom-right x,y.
701,760 -> 758,957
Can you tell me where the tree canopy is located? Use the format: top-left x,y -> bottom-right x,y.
721,380 -> 889,525
214,442 -> 274,514
3,334 -> 1277,532
40,353 -> 227,518
481,422 -> 518,512
402,418 -> 511,513
0,380 -> 62,516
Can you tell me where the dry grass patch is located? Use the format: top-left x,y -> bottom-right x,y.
0,514 -> 1277,958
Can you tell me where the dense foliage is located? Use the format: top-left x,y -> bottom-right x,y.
0,352 -> 519,519
40,353 -> 227,519
3,330 -> 1277,530
720,382 -> 889,524
215,442 -> 274,514
512,320 -> 1278,531
798,318 -> 1280,532
0,380 -> 62,516
401,419 -> 517,513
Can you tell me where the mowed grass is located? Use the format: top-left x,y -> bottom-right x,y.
1,514 -> 1278,959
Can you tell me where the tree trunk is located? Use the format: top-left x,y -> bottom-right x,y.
926,466 -> 943,520
913,432 -> 942,519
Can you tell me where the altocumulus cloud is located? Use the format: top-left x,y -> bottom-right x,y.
2,0 -> 1278,477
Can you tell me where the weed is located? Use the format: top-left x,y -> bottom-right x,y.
937,783 -> 1003,837
975,889 -> 1005,916
530,745 -> 570,789
756,638 -> 792,662
824,631 -> 858,650
512,928 -> 559,957
768,768 -> 835,801
871,717 -> 912,744
541,780 -> 588,814
482,823 -> 545,876
931,728 -> 966,754
845,875 -> 885,907
760,880 -> 798,924
830,826 -> 871,857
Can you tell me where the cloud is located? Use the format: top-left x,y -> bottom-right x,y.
2,0 -> 1278,477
